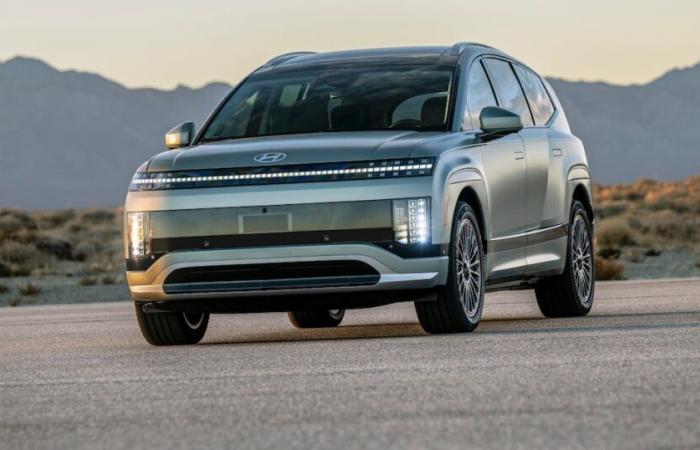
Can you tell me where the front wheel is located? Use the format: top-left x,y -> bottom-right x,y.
288,309 -> 345,328
134,303 -> 209,346
415,201 -> 485,334
535,200 -> 595,317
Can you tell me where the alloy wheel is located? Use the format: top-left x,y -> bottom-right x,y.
455,218 -> 482,318
571,214 -> 593,306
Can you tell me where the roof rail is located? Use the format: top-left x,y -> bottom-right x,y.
263,51 -> 316,68
447,42 -> 493,55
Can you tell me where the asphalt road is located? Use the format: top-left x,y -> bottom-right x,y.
1,278 -> 700,450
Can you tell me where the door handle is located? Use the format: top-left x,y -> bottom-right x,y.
514,151 -> 525,160
552,148 -> 563,157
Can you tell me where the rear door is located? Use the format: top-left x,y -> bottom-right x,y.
512,64 -> 561,230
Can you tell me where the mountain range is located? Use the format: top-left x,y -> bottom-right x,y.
1,56 -> 699,208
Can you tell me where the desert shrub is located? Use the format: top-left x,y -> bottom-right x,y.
0,283 -> 9,294
0,261 -> 11,278
35,237 -> 75,260
80,276 -> 97,286
644,213 -> 700,242
596,203 -> 626,219
695,260 -> 700,269
81,209 -> 116,224
597,217 -> 635,249
0,241 -> 39,264
101,275 -> 116,285
67,222 -> 86,234
644,248 -> 662,257
18,283 -> 41,296
625,249 -> 645,263
38,209 -> 77,229
0,210 -> 38,243
7,296 -> 23,307
0,241 -> 54,275
595,257 -> 625,280
598,247 -> 621,260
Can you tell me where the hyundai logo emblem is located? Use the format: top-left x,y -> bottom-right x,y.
254,152 -> 287,163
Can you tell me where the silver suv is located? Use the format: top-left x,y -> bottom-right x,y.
125,43 -> 594,345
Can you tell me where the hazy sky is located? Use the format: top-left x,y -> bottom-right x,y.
2,0 -> 699,89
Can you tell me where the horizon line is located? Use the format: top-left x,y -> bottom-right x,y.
1,53 -> 699,92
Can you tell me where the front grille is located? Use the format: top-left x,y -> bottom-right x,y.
163,260 -> 380,294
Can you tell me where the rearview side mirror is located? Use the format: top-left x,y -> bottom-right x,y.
478,107 -> 523,138
165,122 -> 195,149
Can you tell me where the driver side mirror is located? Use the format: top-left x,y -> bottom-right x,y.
165,122 -> 195,149
478,107 -> 523,138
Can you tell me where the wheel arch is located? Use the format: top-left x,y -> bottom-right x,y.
457,186 -> 488,253
571,183 -> 594,224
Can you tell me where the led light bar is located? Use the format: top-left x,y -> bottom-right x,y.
129,158 -> 435,191
127,212 -> 150,258
392,198 -> 430,244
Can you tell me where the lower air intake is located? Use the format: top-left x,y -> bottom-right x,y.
163,260 -> 380,294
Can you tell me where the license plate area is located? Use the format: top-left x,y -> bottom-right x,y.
239,213 -> 291,234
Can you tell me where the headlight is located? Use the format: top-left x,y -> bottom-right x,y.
127,212 -> 150,258
129,158 -> 435,191
392,198 -> 430,244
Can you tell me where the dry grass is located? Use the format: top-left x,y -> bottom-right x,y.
594,176 -> 700,251
80,276 -> 97,286
597,217 -> 635,249
595,256 -> 625,280
7,296 -> 23,307
0,208 -> 123,278
18,283 -> 41,296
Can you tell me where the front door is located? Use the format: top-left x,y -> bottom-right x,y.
464,59 -> 529,279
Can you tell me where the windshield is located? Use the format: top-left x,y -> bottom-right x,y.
201,64 -> 455,142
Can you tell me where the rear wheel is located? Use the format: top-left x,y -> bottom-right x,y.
288,309 -> 345,328
134,303 -> 209,345
415,201 -> 485,334
535,200 -> 595,317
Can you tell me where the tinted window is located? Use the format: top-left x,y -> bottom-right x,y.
201,65 -> 455,141
465,61 -> 498,130
514,65 -> 555,125
484,59 -> 533,126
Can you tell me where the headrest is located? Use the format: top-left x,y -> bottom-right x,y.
421,96 -> 447,127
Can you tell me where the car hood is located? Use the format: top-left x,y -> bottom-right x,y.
146,131 -> 446,172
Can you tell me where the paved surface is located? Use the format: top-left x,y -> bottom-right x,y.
1,279 -> 699,450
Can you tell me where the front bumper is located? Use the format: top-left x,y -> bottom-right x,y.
127,243 -> 448,302
125,176 -> 447,306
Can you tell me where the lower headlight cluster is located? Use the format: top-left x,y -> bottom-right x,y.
392,198 -> 430,244
127,212 -> 150,258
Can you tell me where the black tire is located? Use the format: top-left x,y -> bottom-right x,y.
415,201 -> 485,334
288,309 -> 345,328
134,303 -> 209,346
535,200 -> 595,318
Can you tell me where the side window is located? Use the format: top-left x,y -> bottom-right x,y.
465,61 -> 498,130
514,65 -> 555,125
484,59 -> 534,126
